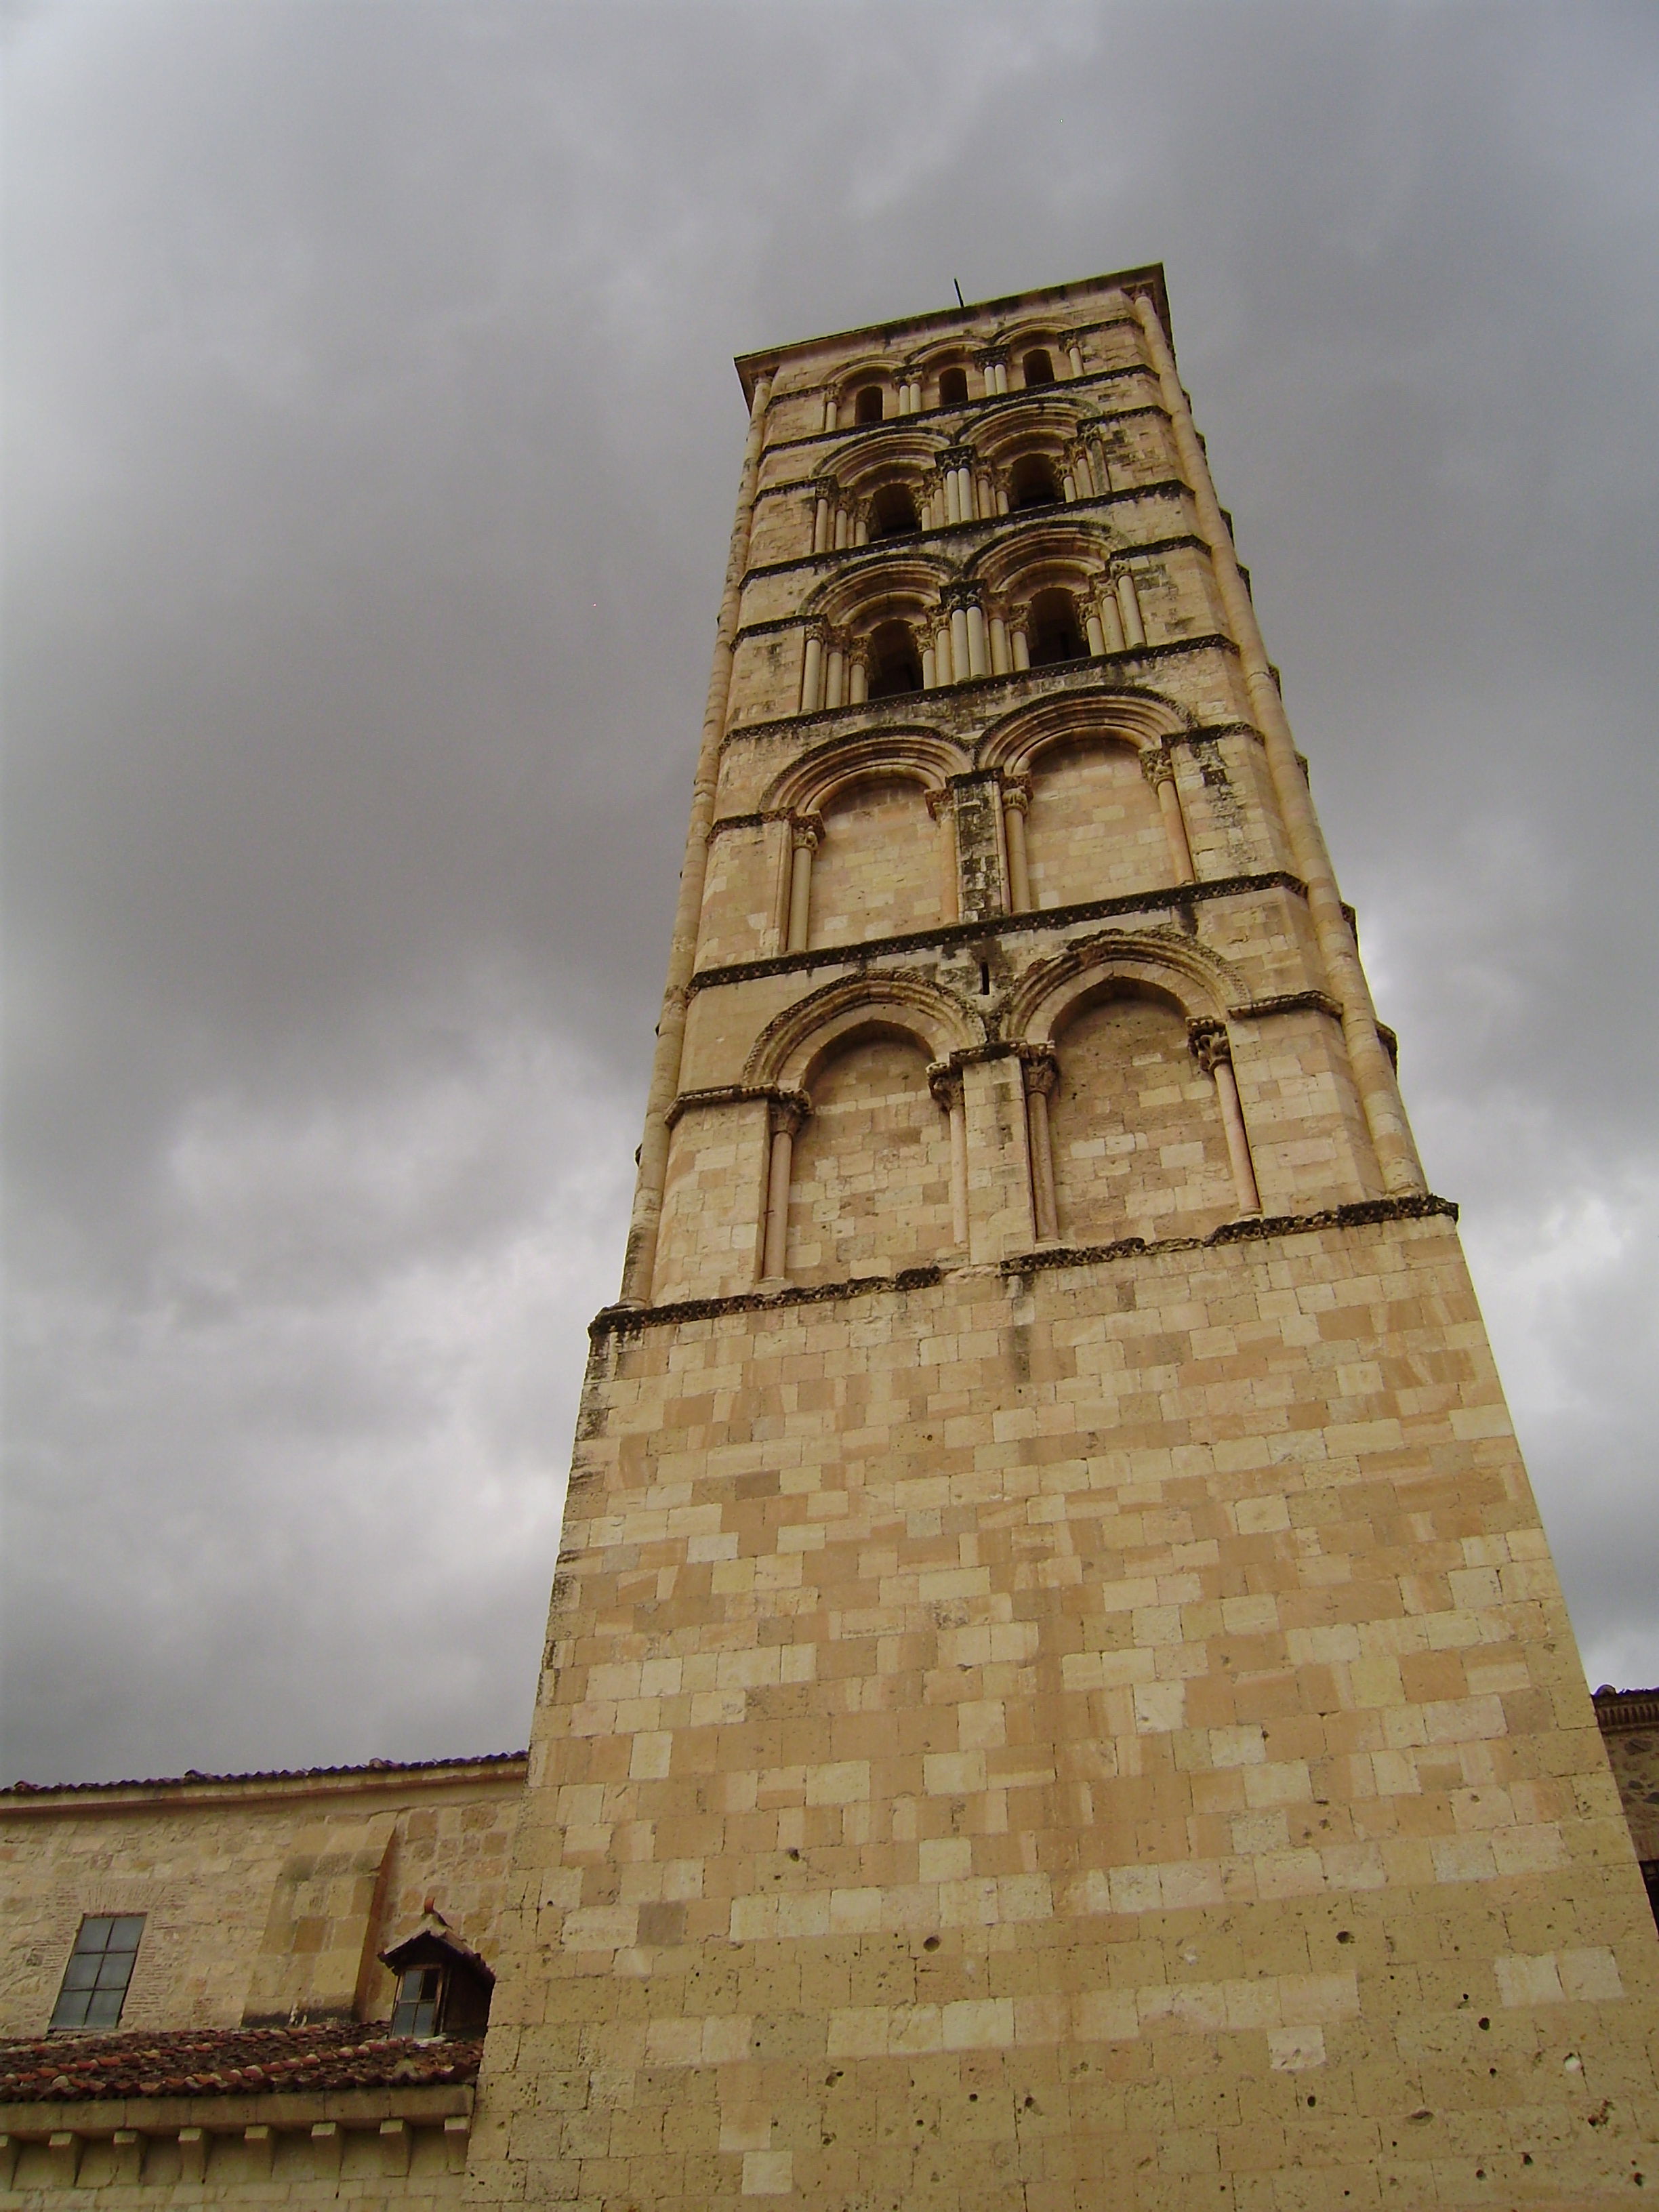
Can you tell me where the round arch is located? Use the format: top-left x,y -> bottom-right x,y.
977,685 -> 1189,777
765,728 -> 968,819
965,516 -> 1116,600
1007,932 -> 1248,1050
746,975 -> 985,1092
805,550 -> 956,633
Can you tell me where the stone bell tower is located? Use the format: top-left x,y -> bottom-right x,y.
468,268 -> 1659,2209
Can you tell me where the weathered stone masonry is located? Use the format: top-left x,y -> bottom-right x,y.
466,267 -> 1659,2209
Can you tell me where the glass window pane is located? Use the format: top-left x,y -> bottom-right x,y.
95,1954 -> 134,1990
49,1989 -> 92,2030
77,1918 -> 115,1954
412,2000 -> 438,2036
108,1918 -> 146,1951
61,1955 -> 101,1990
85,1986 -> 125,2027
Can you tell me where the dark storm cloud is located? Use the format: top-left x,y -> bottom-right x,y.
5,1 -> 1657,1780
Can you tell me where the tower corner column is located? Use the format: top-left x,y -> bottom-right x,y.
1132,291 -> 1425,1196
619,369 -> 775,1306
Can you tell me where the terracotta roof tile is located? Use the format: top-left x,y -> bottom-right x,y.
3,1752 -> 526,1798
0,2022 -> 483,2104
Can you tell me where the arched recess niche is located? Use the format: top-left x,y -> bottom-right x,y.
979,689 -> 1197,905
1010,940 -> 1253,1247
764,731 -> 968,951
748,981 -> 982,1286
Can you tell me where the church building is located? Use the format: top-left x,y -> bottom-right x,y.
5,265 -> 1658,2210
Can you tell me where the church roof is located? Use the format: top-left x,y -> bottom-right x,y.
1,1750 -> 527,1804
0,2022 -> 482,2104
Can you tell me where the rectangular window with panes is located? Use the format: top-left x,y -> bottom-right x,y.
49,1916 -> 145,2030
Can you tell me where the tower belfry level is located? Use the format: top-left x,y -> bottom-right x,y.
472,269 -> 1659,2208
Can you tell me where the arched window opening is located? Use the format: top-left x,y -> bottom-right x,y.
939,365 -> 969,405
855,385 -> 884,425
869,483 -> 920,540
1028,587 -> 1085,665
1008,454 -> 1061,512
866,620 -> 923,698
1023,348 -> 1055,388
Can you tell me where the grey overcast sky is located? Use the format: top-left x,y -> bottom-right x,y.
5,0 -> 1658,1784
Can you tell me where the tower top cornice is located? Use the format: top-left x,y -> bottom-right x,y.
734,262 -> 1172,403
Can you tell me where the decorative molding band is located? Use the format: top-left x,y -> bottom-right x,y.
590,1195 -> 1460,1338
688,869 -> 1311,995
1230,990 -> 1345,1025
722,632 -> 1244,748
1595,1690 -> 1659,1733
703,808 -> 789,843
664,1084 -> 805,1131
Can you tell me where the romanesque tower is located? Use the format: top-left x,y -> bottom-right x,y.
468,269 -> 1659,2209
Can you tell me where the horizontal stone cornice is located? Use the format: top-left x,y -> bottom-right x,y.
687,869 -> 1312,995
591,1195 -> 1460,1338
0,2084 -> 472,2135
722,634 -> 1246,745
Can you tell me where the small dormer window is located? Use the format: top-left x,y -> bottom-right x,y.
391,1965 -> 445,2037
380,1925 -> 495,2039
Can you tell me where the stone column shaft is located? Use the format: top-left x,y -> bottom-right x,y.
786,825 -> 817,952
1023,1059 -> 1059,1243
800,630 -> 822,713
760,1114 -> 796,1282
1003,784 -> 1032,911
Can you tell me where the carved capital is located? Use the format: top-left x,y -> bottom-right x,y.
943,581 -> 983,613
924,785 -> 955,823
1021,1051 -> 1059,1100
1187,1017 -> 1231,1075
1140,747 -> 1175,791
928,1063 -> 963,1113
1000,776 -> 1031,816
769,1092 -> 811,1140
791,815 -> 823,853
